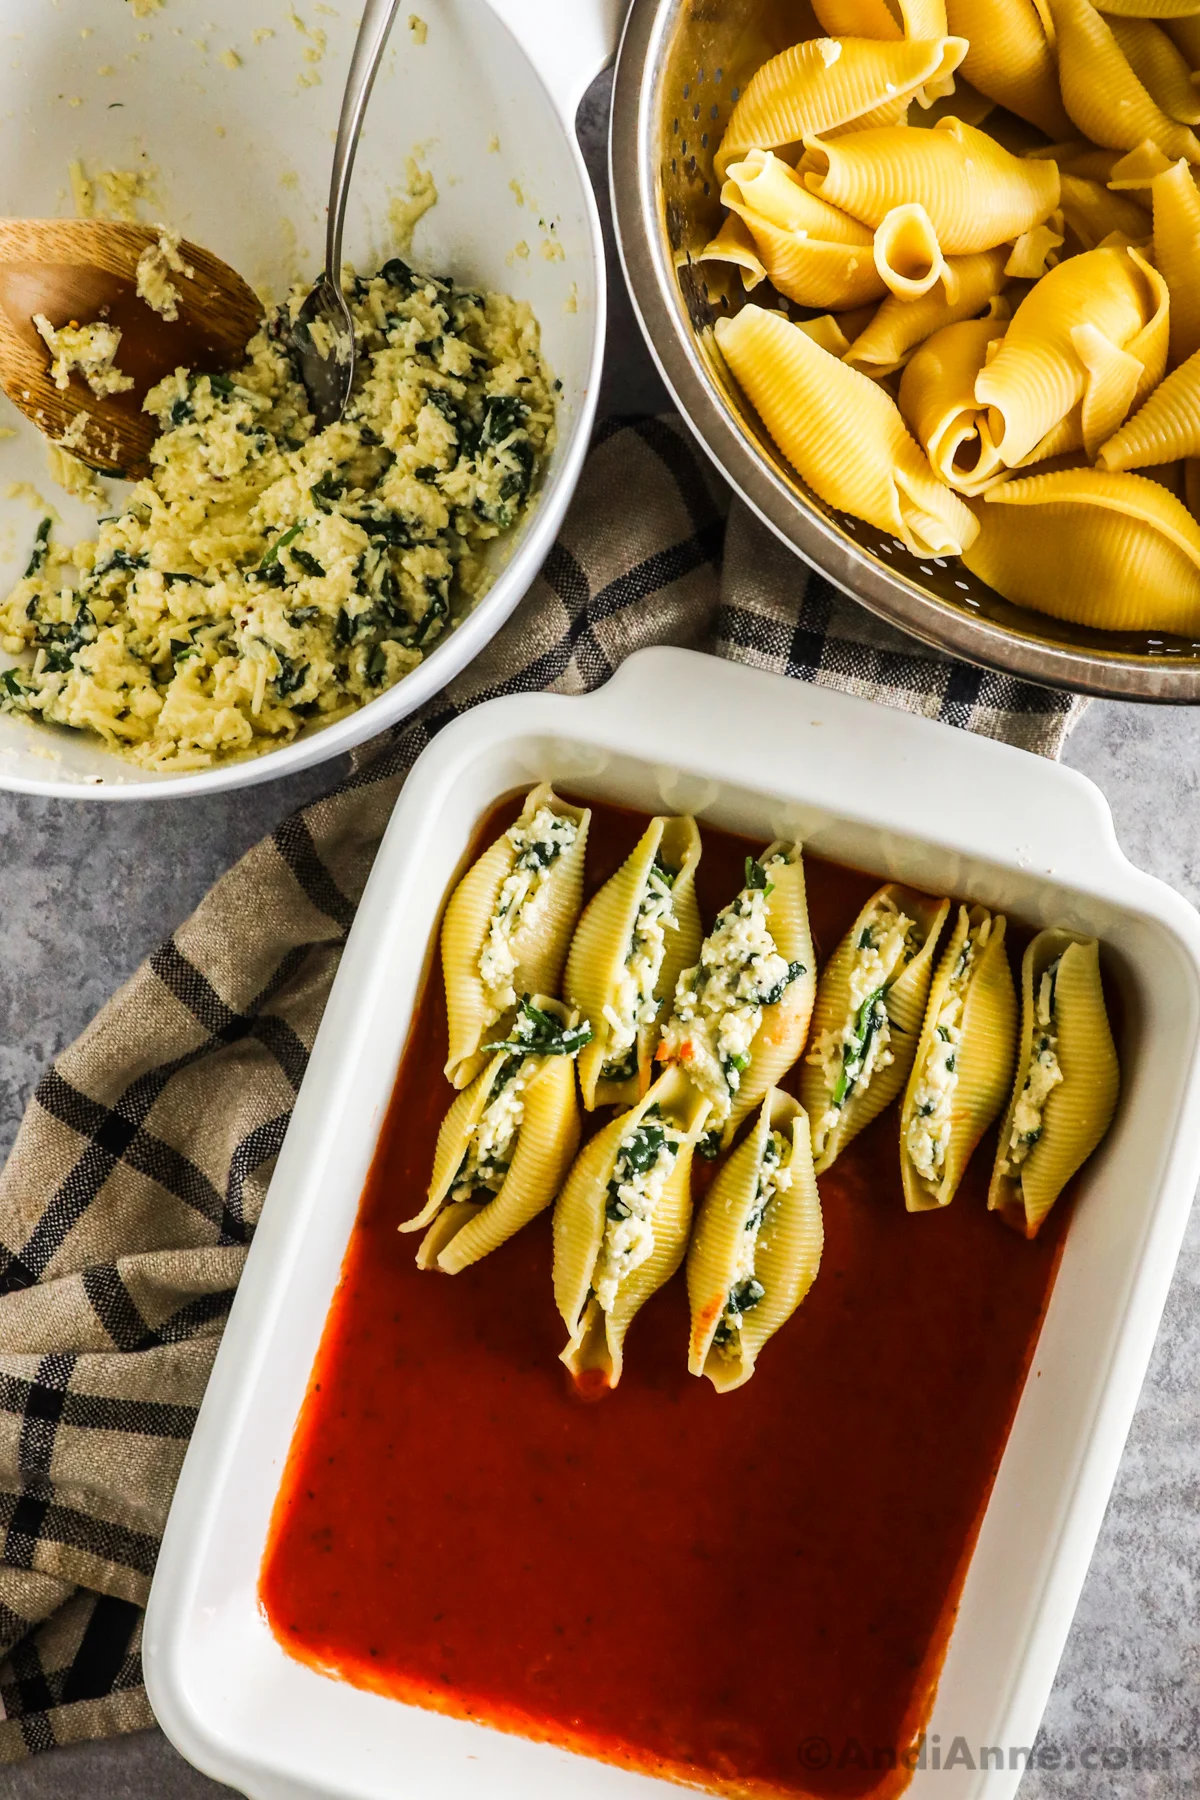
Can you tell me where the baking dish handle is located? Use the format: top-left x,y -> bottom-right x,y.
485,0 -> 628,126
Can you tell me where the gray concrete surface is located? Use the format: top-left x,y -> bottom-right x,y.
1,67 -> 1198,1800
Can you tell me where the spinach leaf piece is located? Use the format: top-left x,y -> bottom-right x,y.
484,998 -> 593,1060
259,522 -> 304,569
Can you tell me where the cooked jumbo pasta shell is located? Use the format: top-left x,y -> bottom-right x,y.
799,883 -> 951,1174
801,118 -> 1061,253
405,995 -> 584,1272
1046,0 -> 1200,162
1005,217 -> 1066,280
1097,0 -> 1200,15
1164,16 -> 1200,67
842,245 -> 1009,375
1152,160 -> 1200,367
686,1091 -> 824,1393
812,0 -> 951,38
873,203 -> 950,300
565,815 -> 702,1111
988,931 -> 1120,1238
715,36 -> 967,177
1110,17 -> 1200,126
656,840 -> 817,1151
963,467 -> 1200,632
713,155 -> 887,310
975,246 -> 1166,467
944,0 -> 1072,137
715,305 -> 978,557
1099,345 -> 1200,469
553,1066 -> 712,1392
1056,175 -> 1152,252
900,906 -> 1018,1211
898,319 -> 1009,494
441,784 -> 590,1088
1105,140 -> 1173,188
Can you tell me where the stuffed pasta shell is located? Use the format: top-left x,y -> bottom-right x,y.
687,1091 -> 824,1394
800,884 -> 950,1173
657,843 -> 816,1152
989,931 -> 1120,1238
553,1067 -> 711,1392
565,815 -> 702,1111
441,785 -> 590,1089
900,905 -> 1018,1210
403,996 -> 589,1273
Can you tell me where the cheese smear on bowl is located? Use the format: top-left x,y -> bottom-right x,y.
0,260 -> 554,771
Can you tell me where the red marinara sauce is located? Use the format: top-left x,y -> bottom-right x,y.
260,797 -> 1068,1800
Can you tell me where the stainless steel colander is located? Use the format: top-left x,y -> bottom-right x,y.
610,0 -> 1200,701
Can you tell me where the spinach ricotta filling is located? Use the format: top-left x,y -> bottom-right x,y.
479,806 -> 579,1022
450,999 -> 591,1200
713,1128 -> 793,1352
1002,958 -> 1064,1183
809,896 -> 918,1158
600,857 -> 679,1081
594,1104 -> 683,1313
659,853 -> 804,1127
0,259 -> 553,770
905,915 -> 992,1183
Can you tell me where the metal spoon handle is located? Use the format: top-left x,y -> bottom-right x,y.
325,0 -> 403,283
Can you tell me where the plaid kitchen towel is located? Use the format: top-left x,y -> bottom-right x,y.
0,416 -> 1085,1762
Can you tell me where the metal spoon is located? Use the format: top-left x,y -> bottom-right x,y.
292,0 -> 404,428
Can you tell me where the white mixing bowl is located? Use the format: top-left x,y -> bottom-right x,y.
0,0 -> 620,797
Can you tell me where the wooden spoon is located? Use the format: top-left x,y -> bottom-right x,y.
0,219 -> 263,480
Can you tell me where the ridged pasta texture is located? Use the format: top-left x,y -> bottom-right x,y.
440,784 -> 590,1089
899,906 -> 1018,1211
988,932 -> 1120,1239
565,815 -> 702,1111
716,306 -> 979,556
945,0 -> 1072,137
1110,17 -> 1200,127
1100,345 -> 1200,469
1047,0 -> 1200,162
404,995 -> 583,1273
798,884 -> 951,1174
843,246 -> 1008,374
715,36 -> 968,176
963,468 -> 1200,632
801,118 -> 1061,252
812,0 -> 953,39
706,151 -> 887,310
1152,160 -> 1200,368
898,318 -> 1009,494
974,246 -> 1167,466
552,1066 -> 712,1392
686,1091 -> 824,1393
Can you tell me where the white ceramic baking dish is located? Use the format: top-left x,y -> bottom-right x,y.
0,0 -> 621,797
144,647 -> 1200,1800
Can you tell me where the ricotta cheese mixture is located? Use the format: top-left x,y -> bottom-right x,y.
33,316 -> 132,397
594,1104 -> 683,1313
449,998 -> 591,1200
659,853 -> 804,1128
600,857 -> 679,1081
135,228 -> 194,321
905,915 -> 991,1184
713,1127 -> 793,1352
1,259 -> 553,769
809,895 -> 917,1158
479,806 -> 579,1022
1001,958 -> 1064,1182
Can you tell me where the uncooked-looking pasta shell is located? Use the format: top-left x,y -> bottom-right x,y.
962,468 -> 1200,632
686,1090 -> 824,1393
1046,0 -> 1200,162
553,1066 -> 712,1393
898,318 -> 1009,495
565,815 -> 702,1111
1152,160 -> 1200,369
719,839 -> 818,1147
945,0 -> 1072,137
842,246 -> 1009,376
714,305 -> 978,558
899,905 -> 1018,1211
441,783 -> 590,1088
801,118 -> 1061,253
799,884 -> 951,1174
974,247 -> 1166,467
715,36 -> 966,177
988,932 -> 1120,1239
404,995 -> 582,1272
